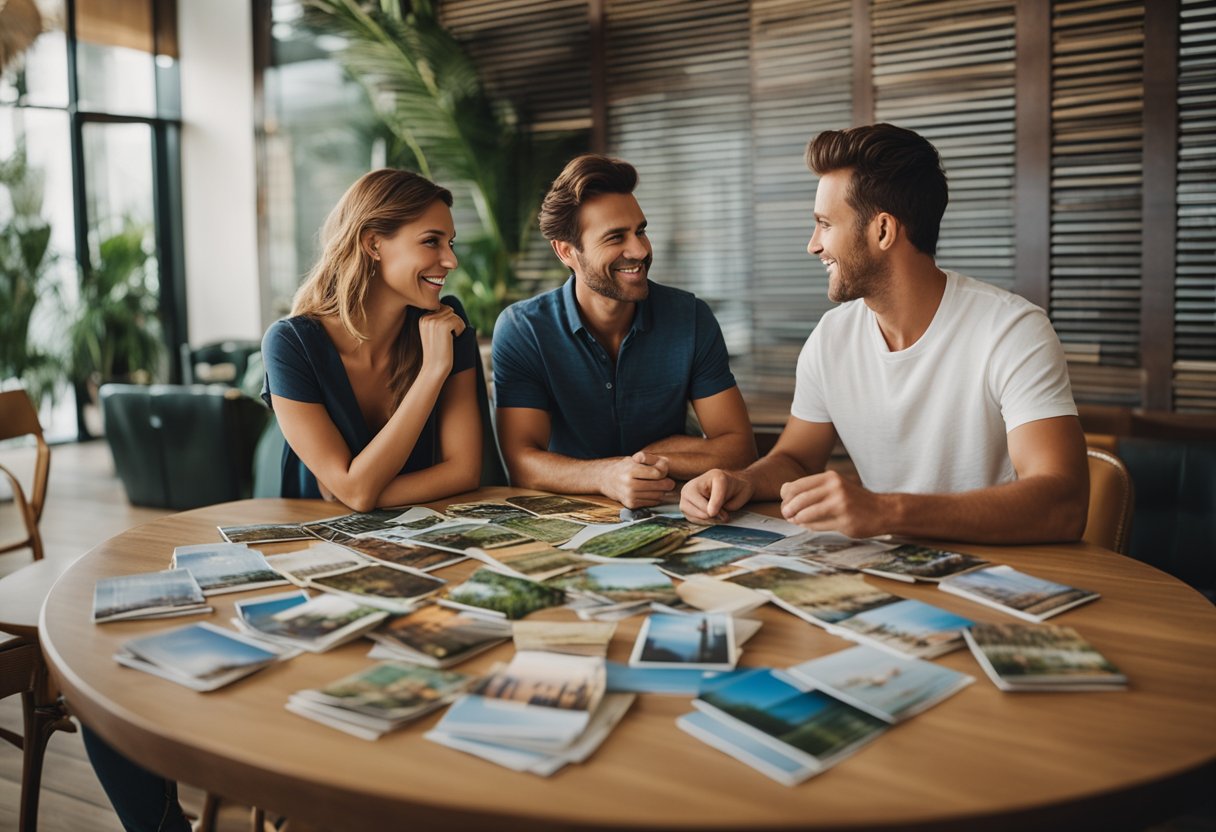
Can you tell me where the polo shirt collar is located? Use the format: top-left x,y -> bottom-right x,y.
559,274 -> 653,335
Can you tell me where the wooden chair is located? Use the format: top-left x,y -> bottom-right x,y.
1084,446 -> 1134,554
0,388 -> 75,832
0,388 -> 50,561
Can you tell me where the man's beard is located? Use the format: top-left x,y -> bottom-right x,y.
827,230 -> 890,303
576,251 -> 653,302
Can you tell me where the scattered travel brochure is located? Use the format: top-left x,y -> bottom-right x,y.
829,598 -> 975,659
404,522 -> 534,554
688,668 -> 887,783
386,506 -> 451,529
93,568 -> 211,623
857,544 -> 990,583
498,515 -> 585,545
554,563 -> 678,606
688,511 -> 801,550
505,494 -> 623,525
512,621 -> 617,656
657,542 -> 752,578
365,604 -> 513,668
439,568 -> 567,619
567,519 -> 689,560
217,522 -> 313,545
939,565 -> 1100,622
964,622 -> 1127,691
629,612 -> 739,670
264,542 -> 368,586
761,530 -> 896,564
441,501 -> 532,523
115,622 -> 289,691
302,508 -> 421,539
287,661 -> 473,740
606,663 -> 753,695
431,651 -> 607,753
233,592 -> 388,652
345,532 -> 467,572
466,537 -> 587,582
171,543 -> 288,595
781,645 -> 974,722
307,565 -> 446,614
426,692 -> 635,777
674,575 -> 769,615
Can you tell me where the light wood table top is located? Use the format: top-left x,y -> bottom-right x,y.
40,490 -> 1216,831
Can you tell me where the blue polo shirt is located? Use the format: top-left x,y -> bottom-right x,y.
492,277 -> 737,459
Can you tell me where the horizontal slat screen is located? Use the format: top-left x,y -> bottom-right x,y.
873,0 -> 1017,291
440,1 -> 592,296
744,0 -> 852,420
1050,0 -> 1145,405
604,0 -> 753,358
1175,0 -> 1216,411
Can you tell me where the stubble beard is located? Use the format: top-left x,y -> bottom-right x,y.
576,250 -> 652,303
827,231 -> 890,303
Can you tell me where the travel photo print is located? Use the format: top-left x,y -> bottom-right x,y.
629,612 -> 738,670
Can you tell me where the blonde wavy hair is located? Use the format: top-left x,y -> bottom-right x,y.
292,169 -> 454,404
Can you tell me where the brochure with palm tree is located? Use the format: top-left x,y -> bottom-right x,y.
505,494 -> 623,525
287,662 -> 474,740
232,592 -> 388,652
171,543 -> 287,595
963,622 -> 1127,691
308,565 -> 446,614
691,668 -> 887,775
439,567 -> 567,619
939,565 -> 1100,622
366,604 -> 513,667
781,644 -> 974,722
115,622 -> 289,691
93,567 -> 211,623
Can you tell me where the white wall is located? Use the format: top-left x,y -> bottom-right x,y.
178,0 -> 262,344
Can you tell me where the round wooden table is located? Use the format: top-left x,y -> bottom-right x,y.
40,491 -> 1216,831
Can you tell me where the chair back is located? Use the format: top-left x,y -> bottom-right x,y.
474,353 -> 508,487
1084,447 -> 1134,554
0,389 -> 50,559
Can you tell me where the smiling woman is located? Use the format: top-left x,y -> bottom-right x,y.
263,168 -> 483,511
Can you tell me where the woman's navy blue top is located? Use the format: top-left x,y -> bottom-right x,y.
260,296 -> 477,498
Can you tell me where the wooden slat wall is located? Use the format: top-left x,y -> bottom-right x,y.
1175,0 -> 1216,412
1049,0 -> 1146,405
603,0 -> 753,356
744,0 -> 852,408
439,0 -> 593,291
873,0 -> 1018,291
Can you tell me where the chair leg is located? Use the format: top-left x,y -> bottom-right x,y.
250,805 -> 265,832
18,689 -> 75,832
195,792 -> 221,832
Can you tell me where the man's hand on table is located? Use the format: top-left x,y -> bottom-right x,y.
680,468 -> 755,522
602,451 -> 677,509
778,470 -> 891,538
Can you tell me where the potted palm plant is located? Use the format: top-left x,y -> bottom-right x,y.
0,144 -> 63,409
68,222 -> 164,436
305,0 -> 585,335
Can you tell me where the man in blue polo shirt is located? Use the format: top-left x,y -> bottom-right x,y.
492,154 -> 757,508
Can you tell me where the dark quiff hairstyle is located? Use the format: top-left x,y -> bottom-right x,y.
805,123 -> 948,256
538,154 -> 639,248
292,168 -> 453,405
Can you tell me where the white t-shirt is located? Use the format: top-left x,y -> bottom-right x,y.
791,271 -> 1077,495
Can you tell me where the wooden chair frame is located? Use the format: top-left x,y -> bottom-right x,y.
0,388 -> 50,561
1084,446 -> 1135,555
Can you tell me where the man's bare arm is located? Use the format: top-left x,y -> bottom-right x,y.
496,406 -> 675,508
641,387 -> 758,479
779,415 -> 1089,543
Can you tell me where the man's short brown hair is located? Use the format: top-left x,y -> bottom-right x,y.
805,123 -> 948,256
538,154 -> 639,248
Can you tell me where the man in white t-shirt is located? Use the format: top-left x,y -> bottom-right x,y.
681,123 -> 1089,543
